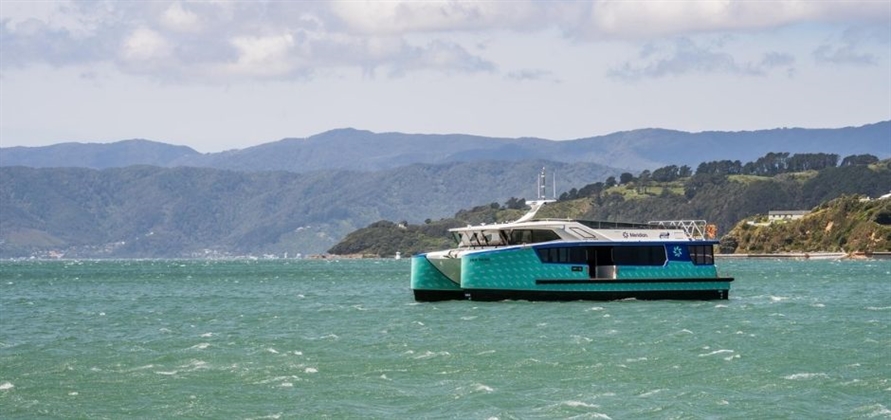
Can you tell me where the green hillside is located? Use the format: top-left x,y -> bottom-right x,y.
0,161 -> 611,258
720,195 -> 891,254
331,156 -> 891,257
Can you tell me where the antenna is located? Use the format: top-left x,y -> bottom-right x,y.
538,167 -> 547,200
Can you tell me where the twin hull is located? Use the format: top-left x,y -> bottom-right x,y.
411,243 -> 733,301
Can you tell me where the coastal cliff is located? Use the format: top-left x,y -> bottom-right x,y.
719,195 -> 891,254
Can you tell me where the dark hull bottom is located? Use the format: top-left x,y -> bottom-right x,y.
414,288 -> 730,302
413,289 -> 468,302
467,288 -> 729,301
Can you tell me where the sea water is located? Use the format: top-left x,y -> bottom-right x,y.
0,259 -> 888,419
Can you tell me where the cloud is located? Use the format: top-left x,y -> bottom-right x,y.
571,1 -> 890,40
0,1 -> 886,82
608,38 -> 777,80
813,26 -> 888,66
161,2 -> 201,33
121,27 -> 172,62
506,69 -> 559,83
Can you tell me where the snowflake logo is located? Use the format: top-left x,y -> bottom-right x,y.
673,246 -> 684,258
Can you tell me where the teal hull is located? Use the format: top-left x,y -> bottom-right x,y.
410,254 -> 464,301
411,246 -> 733,302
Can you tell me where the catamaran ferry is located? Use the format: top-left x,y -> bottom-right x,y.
411,170 -> 733,302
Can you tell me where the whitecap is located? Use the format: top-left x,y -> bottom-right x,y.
155,370 -> 178,376
267,348 -> 279,354
0,382 -> 13,390
68,391 -> 78,396
190,343 -> 210,350
699,349 -> 734,357
280,382 -> 293,387
866,306 -> 891,311
304,367 -> 318,373
562,401 -> 600,409
586,306 -> 606,311
200,332 -> 213,338
784,373 -> 829,380
714,304 -> 728,308
854,403 -> 891,418
638,389 -> 665,397
414,350 -> 451,360
475,350 -> 496,356
180,360 -> 208,371
769,296 -> 789,302
474,383 -> 494,392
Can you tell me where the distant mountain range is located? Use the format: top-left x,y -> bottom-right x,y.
3,121 -> 889,172
0,161 -> 614,258
2,121 -> 889,258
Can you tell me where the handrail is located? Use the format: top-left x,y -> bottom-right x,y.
647,220 -> 709,239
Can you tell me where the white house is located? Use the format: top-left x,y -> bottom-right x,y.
768,210 -> 810,223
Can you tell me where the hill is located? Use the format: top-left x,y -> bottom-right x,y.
330,157 -> 891,256
3,122 -> 888,172
0,161 -> 613,258
0,139 -> 200,169
719,195 -> 891,254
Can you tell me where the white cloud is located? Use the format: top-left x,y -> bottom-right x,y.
1,0 -> 888,82
161,2 -> 201,33
121,27 -> 171,62
328,1 -> 539,34
227,33 -> 298,77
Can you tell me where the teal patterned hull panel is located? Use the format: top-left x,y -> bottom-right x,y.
461,248 -> 731,294
617,263 -> 718,279
411,255 -> 462,291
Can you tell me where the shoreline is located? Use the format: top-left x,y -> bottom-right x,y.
716,251 -> 891,260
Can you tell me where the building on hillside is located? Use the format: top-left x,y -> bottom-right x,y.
768,210 -> 810,223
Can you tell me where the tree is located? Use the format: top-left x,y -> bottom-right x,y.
619,172 -> 634,185
605,176 -> 617,188
578,182 -> 604,199
652,165 -> 679,182
503,197 -> 526,209
841,154 -> 879,166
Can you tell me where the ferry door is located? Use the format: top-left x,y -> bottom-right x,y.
587,247 -> 612,279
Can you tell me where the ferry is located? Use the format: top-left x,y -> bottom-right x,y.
411,170 -> 733,302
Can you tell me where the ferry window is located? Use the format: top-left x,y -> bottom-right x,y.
569,227 -> 595,238
509,229 -> 560,245
612,246 -> 666,266
536,246 -> 587,264
689,245 -> 714,265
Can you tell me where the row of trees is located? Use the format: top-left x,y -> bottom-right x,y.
695,152 -> 878,176
559,152 -> 880,201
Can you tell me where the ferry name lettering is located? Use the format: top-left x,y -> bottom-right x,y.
621,232 -> 649,238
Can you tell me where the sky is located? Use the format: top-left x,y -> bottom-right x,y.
1,1 -> 889,153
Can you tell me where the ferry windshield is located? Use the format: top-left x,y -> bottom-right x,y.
453,230 -> 507,248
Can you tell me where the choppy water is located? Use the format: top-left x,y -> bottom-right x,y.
1,258 -> 889,419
